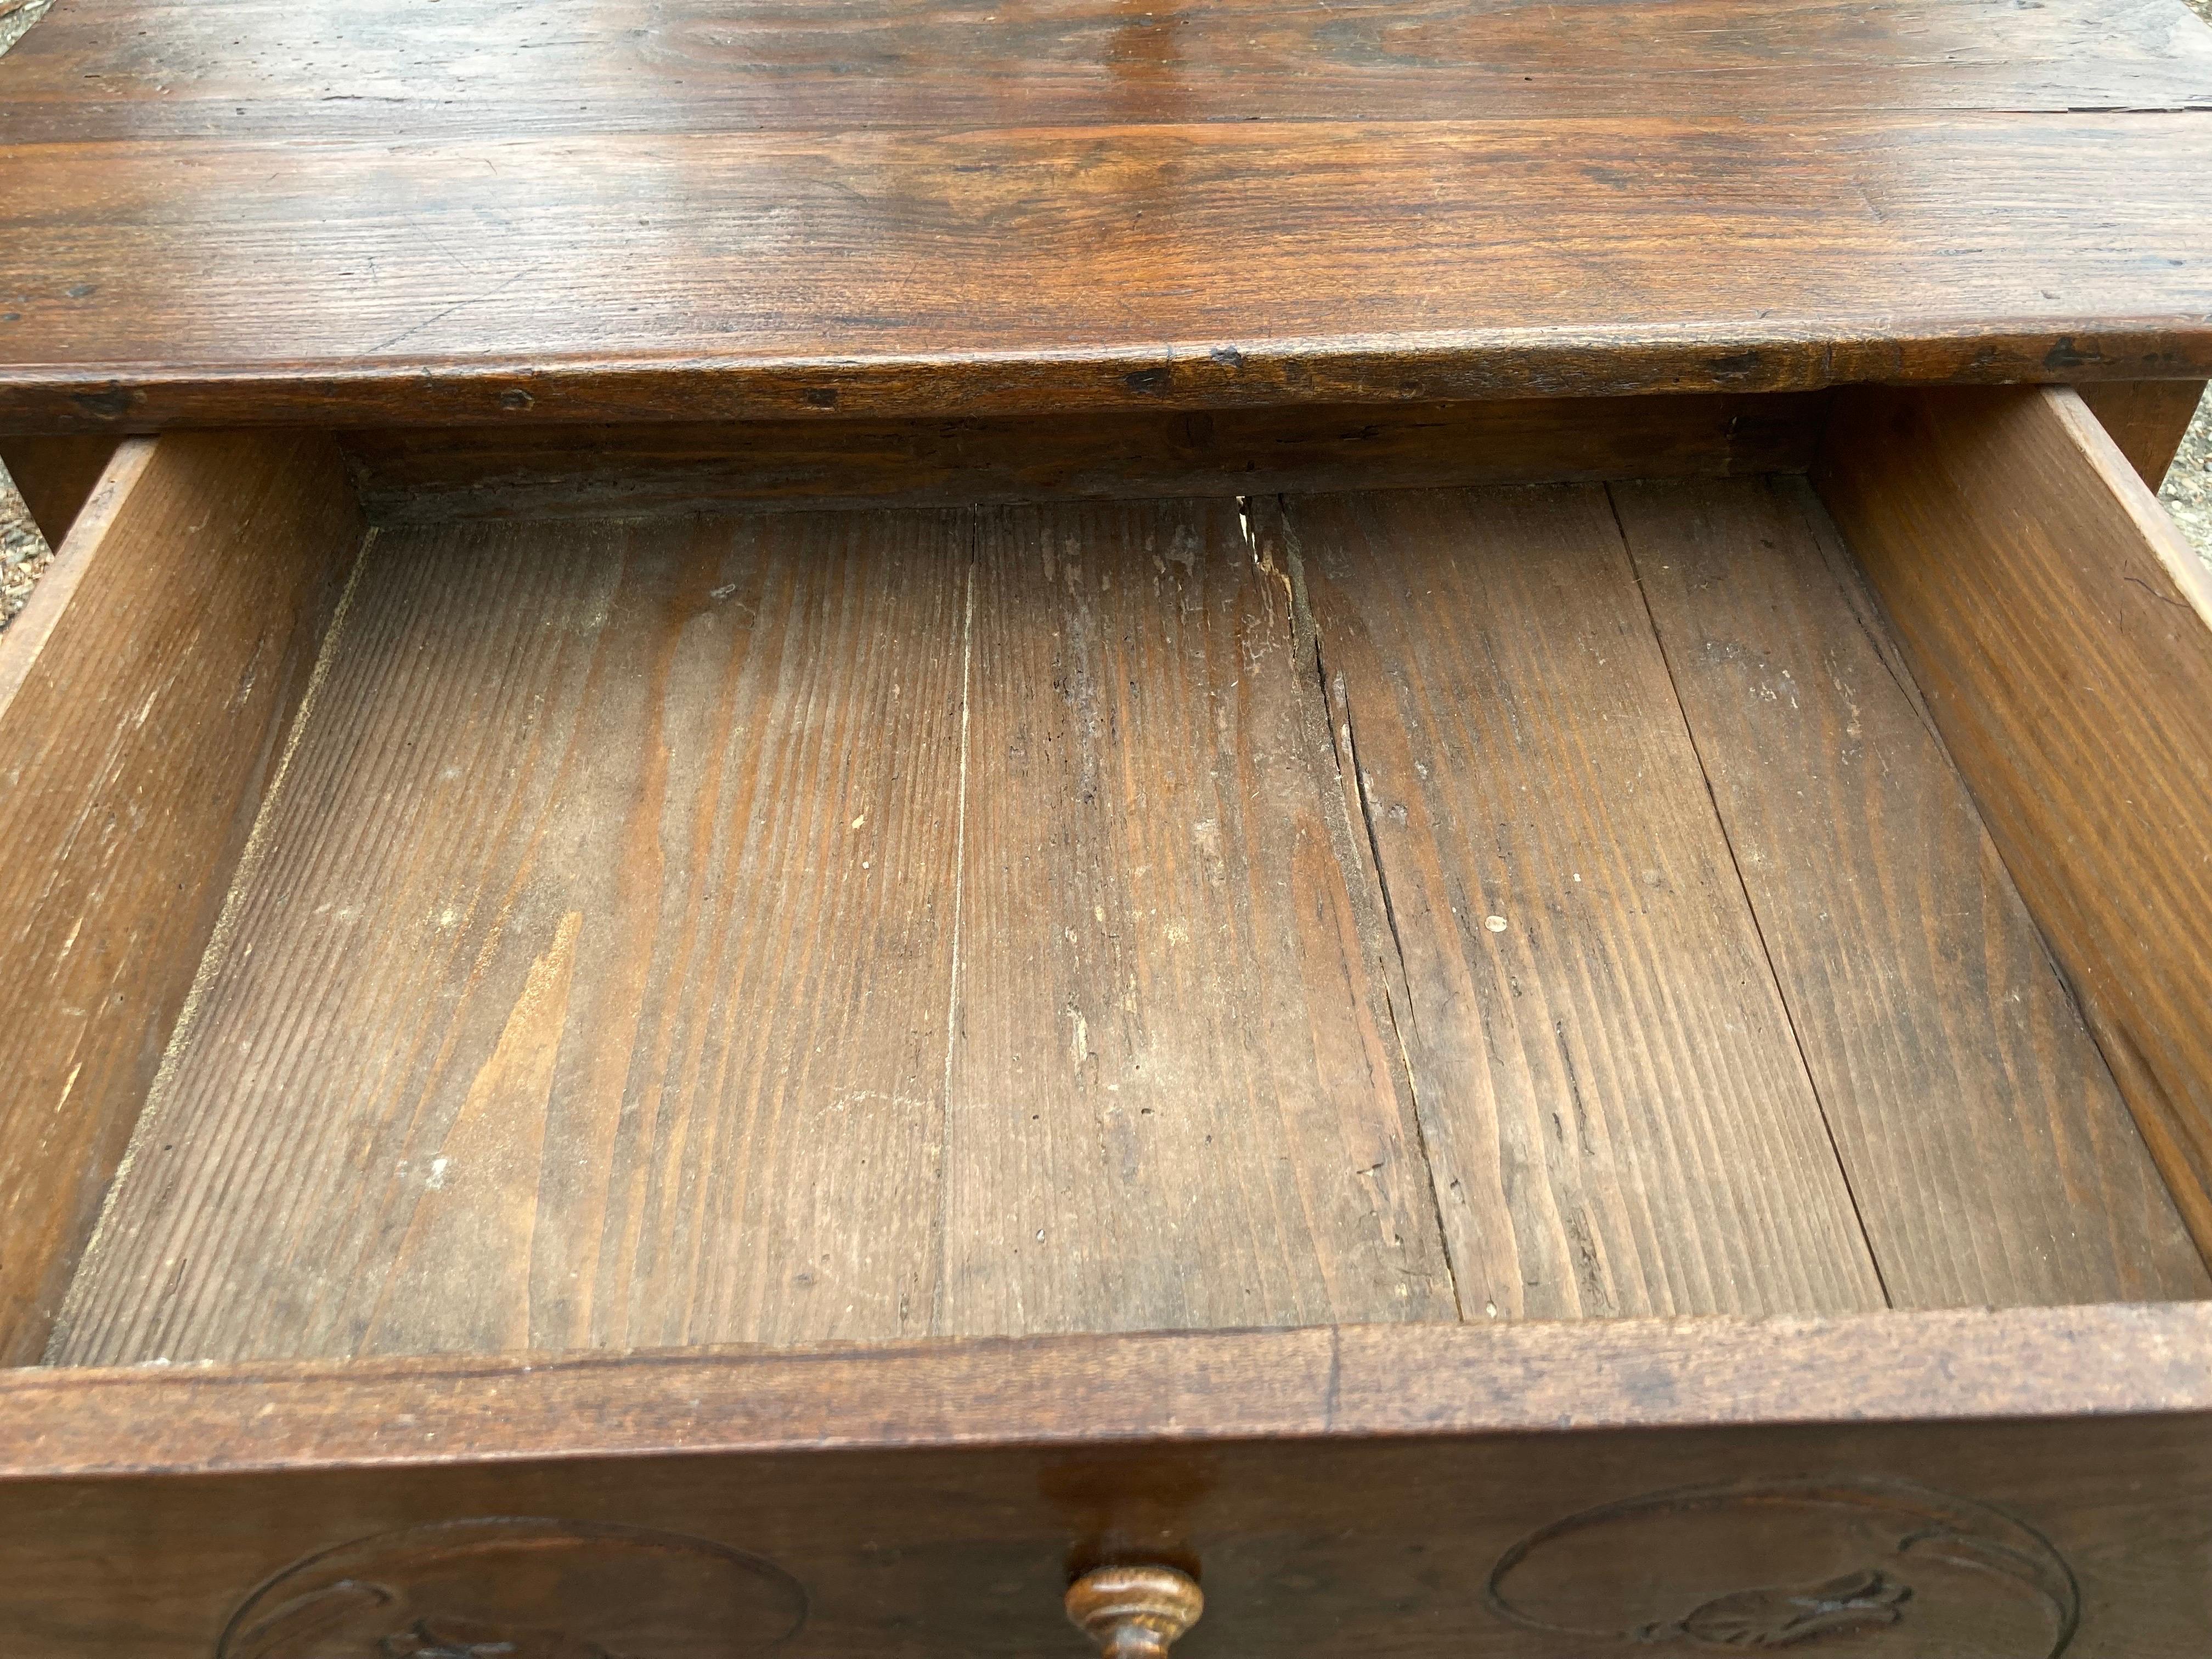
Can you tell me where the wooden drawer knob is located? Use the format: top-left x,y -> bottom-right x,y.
1065,1565 -> 1204,1659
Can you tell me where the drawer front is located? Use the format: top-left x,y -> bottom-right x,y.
13,1432 -> 2173,1659
1,1311 -> 2209,1659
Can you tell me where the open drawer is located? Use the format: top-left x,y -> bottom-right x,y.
1,384 -> 2209,1658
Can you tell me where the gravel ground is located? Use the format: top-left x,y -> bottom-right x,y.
0,0 -> 53,55
2164,392 -> 2212,560
2172,0 -> 2212,563
1,464 -> 53,630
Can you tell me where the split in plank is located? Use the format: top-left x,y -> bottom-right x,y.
52,475 -> 2212,1363
52,499 -> 1454,1365
1279,484 -> 1887,1320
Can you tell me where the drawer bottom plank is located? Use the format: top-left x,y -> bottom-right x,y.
1616,474 -> 2206,1307
1282,485 -> 1885,1320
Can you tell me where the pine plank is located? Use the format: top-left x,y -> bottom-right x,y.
936,499 -> 1454,1336
54,511 -> 974,1363
55,498 -> 1455,1364
1280,485 -> 1887,1320
1617,475 -> 2210,1307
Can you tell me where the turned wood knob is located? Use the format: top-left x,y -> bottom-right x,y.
1065,1565 -> 1204,1659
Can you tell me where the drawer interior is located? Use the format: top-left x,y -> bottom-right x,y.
7,386 -> 2211,1370
20,407 -> 2208,1368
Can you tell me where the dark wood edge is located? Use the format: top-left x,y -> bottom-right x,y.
337,391 -> 1827,524
0,435 -> 123,546
4,327 -> 2209,433
2076,379 -> 2208,490
2,1304 -> 2206,1481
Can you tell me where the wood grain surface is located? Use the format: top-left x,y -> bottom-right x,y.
11,1302 -> 2212,1475
4,100 -> 2212,427
53,499 -> 1452,1364
44,432 -> 2212,1362
1617,475 -> 2210,1307
1282,486 -> 1886,1320
8,0 -> 2211,143
0,431 -> 360,1364
1815,385 -> 2212,1265
50,509 -> 973,1363
939,500 -> 1453,1335
338,394 -> 1829,526
2078,379 -> 2210,489
5,1310 -> 2212,1657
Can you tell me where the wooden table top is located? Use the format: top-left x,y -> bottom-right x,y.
3,0 -> 2211,430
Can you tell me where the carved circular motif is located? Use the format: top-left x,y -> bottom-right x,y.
218,1517 -> 808,1659
1486,1476 -> 2078,1655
